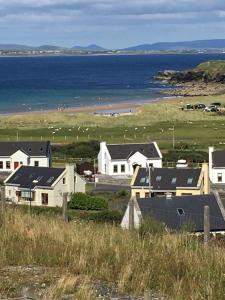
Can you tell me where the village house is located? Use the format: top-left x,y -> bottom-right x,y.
130,163 -> 209,198
98,141 -> 162,176
209,146 -> 225,184
121,193 -> 225,233
4,164 -> 86,207
0,141 -> 51,172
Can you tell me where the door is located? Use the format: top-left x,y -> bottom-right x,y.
14,161 -> 19,169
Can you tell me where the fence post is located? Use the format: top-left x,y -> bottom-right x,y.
1,186 -> 5,214
144,290 -> 151,300
129,197 -> 134,230
204,205 -> 210,245
62,193 -> 68,222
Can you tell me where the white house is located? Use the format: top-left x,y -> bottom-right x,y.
4,164 -> 86,207
98,142 -> 162,176
0,141 -> 51,172
209,146 -> 225,184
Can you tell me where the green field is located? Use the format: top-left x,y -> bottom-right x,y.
2,94 -> 225,151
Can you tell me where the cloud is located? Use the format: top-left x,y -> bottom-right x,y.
0,1 -> 225,46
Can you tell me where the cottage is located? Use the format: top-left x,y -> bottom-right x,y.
209,146 -> 225,184
0,141 -> 51,172
4,164 -> 86,207
98,141 -> 162,176
131,163 -> 209,198
121,193 -> 225,232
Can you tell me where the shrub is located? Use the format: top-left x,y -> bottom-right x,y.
69,210 -> 123,224
69,193 -> 108,211
116,189 -> 129,197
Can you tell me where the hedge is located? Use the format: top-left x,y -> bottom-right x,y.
69,192 -> 108,210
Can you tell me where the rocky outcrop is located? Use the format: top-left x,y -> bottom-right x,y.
155,64 -> 225,96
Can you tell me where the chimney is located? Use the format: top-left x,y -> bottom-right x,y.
202,162 -> 209,194
66,164 -> 75,193
166,192 -> 172,200
208,146 -> 214,182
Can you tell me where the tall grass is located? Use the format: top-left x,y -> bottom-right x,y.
1,209 -> 225,299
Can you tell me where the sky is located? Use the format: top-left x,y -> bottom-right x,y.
1,0 -> 225,48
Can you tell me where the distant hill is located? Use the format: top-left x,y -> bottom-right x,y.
0,44 -> 34,50
123,39 -> 225,51
72,44 -> 106,51
37,45 -> 66,51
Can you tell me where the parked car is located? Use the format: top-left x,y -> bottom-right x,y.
204,105 -> 219,112
194,103 -> 206,109
211,102 -> 221,107
181,104 -> 194,111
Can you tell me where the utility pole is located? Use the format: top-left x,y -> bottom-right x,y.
1,186 -> 5,214
62,193 -> 68,222
204,205 -> 210,245
148,163 -> 154,198
172,125 -> 175,149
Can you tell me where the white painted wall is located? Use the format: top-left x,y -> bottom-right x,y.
121,203 -> 142,229
98,142 -> 162,176
209,146 -> 225,184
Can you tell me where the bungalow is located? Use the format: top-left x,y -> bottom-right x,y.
121,193 -> 225,232
0,141 -> 51,172
98,141 -> 162,176
130,163 -> 209,198
209,146 -> 225,184
4,164 -> 86,207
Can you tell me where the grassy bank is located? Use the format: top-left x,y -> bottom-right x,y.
1,209 -> 225,299
1,95 -> 225,150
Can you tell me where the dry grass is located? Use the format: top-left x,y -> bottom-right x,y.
0,209 -> 225,299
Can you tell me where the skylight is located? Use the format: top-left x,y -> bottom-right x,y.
140,177 -> 146,183
177,208 -> 185,216
187,178 -> 193,184
171,177 -> 177,184
47,176 -> 55,184
156,176 -> 161,181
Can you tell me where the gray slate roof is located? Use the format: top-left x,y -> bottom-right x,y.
0,141 -> 50,156
5,166 -> 65,189
137,194 -> 225,232
107,143 -> 160,160
133,167 -> 201,190
212,150 -> 225,167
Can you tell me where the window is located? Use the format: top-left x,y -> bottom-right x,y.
156,176 -> 161,181
21,190 -> 32,199
34,161 -> 39,167
0,161 -> 3,169
187,178 -> 193,184
20,162 -> 23,165
145,192 -> 149,198
42,193 -> 48,205
218,173 -> 222,183
181,193 -> 192,196
63,177 -> 66,184
171,177 -> 177,184
177,208 -> 185,216
121,164 -> 125,173
6,161 -> 10,169
113,165 -> 118,173
136,192 -> 140,198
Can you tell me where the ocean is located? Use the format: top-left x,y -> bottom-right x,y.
1,53 -> 225,113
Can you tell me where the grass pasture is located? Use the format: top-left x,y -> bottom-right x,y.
1,209 -> 225,299
1,94 -> 225,150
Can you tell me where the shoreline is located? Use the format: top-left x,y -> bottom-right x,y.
0,97 -> 180,117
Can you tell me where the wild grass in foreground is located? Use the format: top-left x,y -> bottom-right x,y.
0,209 -> 225,299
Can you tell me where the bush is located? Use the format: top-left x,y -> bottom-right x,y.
164,149 -> 208,163
69,192 -> 108,211
116,189 -> 129,197
69,210 -> 123,224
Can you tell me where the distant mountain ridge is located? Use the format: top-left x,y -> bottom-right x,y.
1,39 -> 225,51
124,39 -> 225,51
